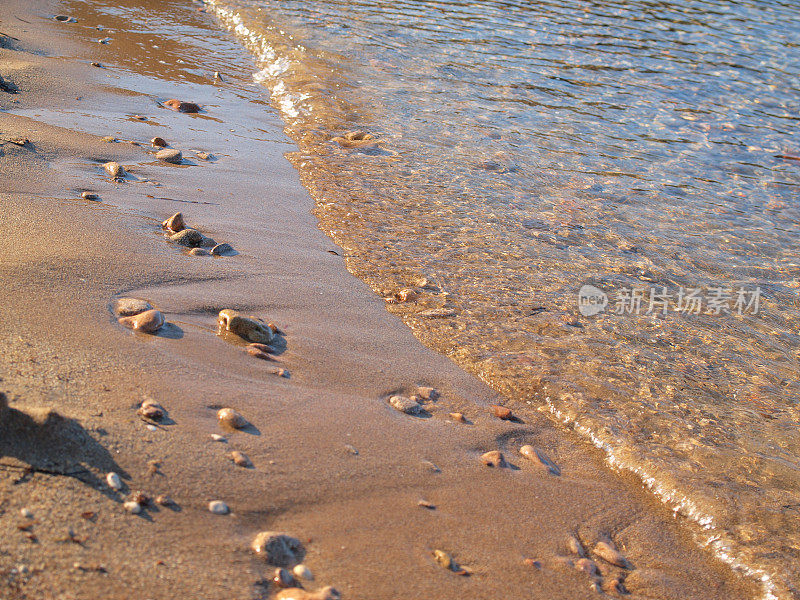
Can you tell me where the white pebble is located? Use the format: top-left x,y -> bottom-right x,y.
211,433 -> 227,442
146,424 -> 157,431
123,501 -> 141,514
20,508 -> 33,519
106,472 -> 122,490
208,500 -> 229,515
292,564 -> 314,581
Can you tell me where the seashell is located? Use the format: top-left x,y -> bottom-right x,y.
113,297 -> 153,317
137,399 -> 163,420
129,490 -> 150,506
480,450 -> 506,468
230,450 -> 252,468
276,587 -> 340,600
593,540 -> 632,569
103,161 -> 125,178
273,568 -> 298,588
519,445 -> 560,475
155,495 -> 173,506
106,472 -> 122,490
164,99 -> 200,113
292,564 -> 314,581
81,191 -> 99,200
566,534 -> 587,557
118,309 -> 165,333
169,228 -> 203,247
208,500 -> 229,515
417,386 -> 439,401
217,309 -> 273,344
155,148 -> 182,164
151,137 -> 167,147
217,408 -> 247,430
448,412 -> 466,423
393,288 -> 419,302
575,558 -> 599,577
388,395 -> 422,415
123,501 -> 141,514
250,532 -> 304,566
189,248 -> 209,256
210,242 -> 234,256
491,404 -> 513,420
162,213 -> 186,233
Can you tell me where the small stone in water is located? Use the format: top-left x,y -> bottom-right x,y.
106,472 -> 122,490
230,450 -> 252,468
491,404 -> 513,420
164,99 -> 200,113
118,309 -> 165,333
208,500 -> 229,515
169,229 -> 203,247
210,242 -> 234,256
567,534 -> 587,557
103,161 -> 125,178
217,309 -> 274,344
81,191 -> 99,200
217,407 -> 247,430
195,151 -> 211,160
393,288 -> 419,302
123,501 -> 141,514
155,148 -> 182,164
388,395 -> 422,415
593,540 -> 632,569
292,564 -> 313,581
480,450 -> 506,468
417,386 -> 439,401
151,137 -> 167,147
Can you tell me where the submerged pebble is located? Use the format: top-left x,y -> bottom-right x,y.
208,500 -> 229,515
250,531 -> 304,566
156,148 -> 182,164
103,161 -> 125,178
392,288 -> 419,302
388,395 -> 422,415
218,309 -> 274,344
480,450 -> 506,467
169,229 -> 203,247
217,408 -> 247,430
113,297 -> 153,317
118,309 -> 165,334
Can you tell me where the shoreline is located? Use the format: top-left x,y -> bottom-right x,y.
0,2 -> 761,599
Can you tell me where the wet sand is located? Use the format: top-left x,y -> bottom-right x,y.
0,1 -> 759,599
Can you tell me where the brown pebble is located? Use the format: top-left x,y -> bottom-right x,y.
217,407 -> 247,430
164,99 -> 200,113
103,161 -> 125,178
90,62 -> 102,67
230,450 -> 252,468
151,137 -> 167,147
161,212 -> 186,233
276,368 -> 290,378
417,386 -> 439,401
567,534 -> 587,557
480,450 -> 506,467
603,576 -> 627,594
155,148 -> 182,164
418,499 -> 436,510
491,404 -> 513,420
575,557 -> 599,577
448,412 -> 466,423
195,151 -> 211,160
188,247 -> 209,256
118,309 -> 165,333
393,288 -> 419,302
138,399 -> 164,420
523,558 -> 542,569
594,540 -> 632,569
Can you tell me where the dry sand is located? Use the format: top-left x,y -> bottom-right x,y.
0,1 -> 758,599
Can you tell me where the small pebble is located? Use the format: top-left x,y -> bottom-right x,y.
211,433 -> 227,442
208,500 -> 229,515
164,99 -> 200,113
491,404 -> 513,420
520,445 -> 560,475
130,490 -> 150,505
418,499 -> 436,510
480,450 -> 506,468
169,229 -> 203,247
101,135 -> 116,142
118,309 -> 165,333
155,148 -> 182,164
151,137 -> 167,147
276,368 -> 290,378
217,407 -> 247,429
123,501 -> 141,514
90,62 -> 102,67
593,540 -> 632,569
155,495 -> 173,506
230,450 -> 252,468
106,472 -> 122,490
417,386 -> 439,401
138,399 -> 164,420
195,151 -> 211,160
276,587 -> 340,600
161,212 -> 186,232
210,242 -> 234,256
250,531 -> 304,565
292,564 -> 314,581
103,161 -> 125,178
189,247 -> 209,256
131,115 -> 147,121
344,444 -> 359,455
421,460 -> 441,473
575,557 -> 599,577
448,412 -> 466,423
54,15 -> 76,22
20,508 -> 33,519
218,309 -> 273,344
81,191 -> 99,200
113,297 -> 153,317
273,567 -> 298,588
388,395 -> 422,415
523,558 -> 542,569
393,288 -> 419,302
567,534 -> 587,557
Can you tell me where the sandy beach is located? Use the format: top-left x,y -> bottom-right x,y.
0,2 -> 762,599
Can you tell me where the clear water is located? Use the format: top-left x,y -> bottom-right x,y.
201,0 -> 800,596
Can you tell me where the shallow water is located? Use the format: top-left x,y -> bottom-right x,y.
199,0 -> 800,596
